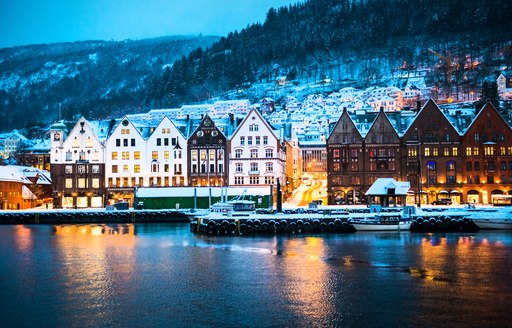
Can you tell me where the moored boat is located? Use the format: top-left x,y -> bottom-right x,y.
350,213 -> 411,231
466,208 -> 512,230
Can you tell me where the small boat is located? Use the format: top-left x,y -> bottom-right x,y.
466,208 -> 512,230
350,213 -> 411,231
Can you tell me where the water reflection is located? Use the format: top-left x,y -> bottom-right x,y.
52,224 -> 137,325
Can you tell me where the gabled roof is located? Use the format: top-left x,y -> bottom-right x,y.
327,107 -> 364,141
401,98 -> 461,137
462,101 -> 510,136
230,108 -> 279,142
364,108 -> 400,141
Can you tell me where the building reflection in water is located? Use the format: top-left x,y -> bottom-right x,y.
270,236 -> 336,323
14,225 -> 33,253
52,224 -> 137,323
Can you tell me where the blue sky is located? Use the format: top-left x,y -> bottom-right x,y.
0,0 -> 300,48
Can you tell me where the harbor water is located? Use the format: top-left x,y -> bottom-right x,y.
0,223 -> 511,327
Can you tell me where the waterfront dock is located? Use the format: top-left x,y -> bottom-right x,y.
0,209 -> 189,224
190,207 -> 479,236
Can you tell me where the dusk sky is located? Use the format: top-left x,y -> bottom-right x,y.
0,0 -> 300,48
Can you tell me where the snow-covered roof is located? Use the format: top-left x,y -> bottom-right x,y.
365,178 -> 410,196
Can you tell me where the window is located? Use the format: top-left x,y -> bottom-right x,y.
466,162 -> 472,171
474,148 -> 479,156
134,151 -> 140,160
112,165 -> 118,173
424,148 -> 430,156
164,151 -> 169,159
248,137 -> 253,145
78,178 -> 86,189
351,149 -> 359,158
484,146 -> 495,156
500,147 -> 506,155
443,148 -> 449,156
249,124 -> 259,132
131,139 -> 135,147
408,148 -> 417,157
256,136 -> 261,145
152,163 -> 159,173
77,165 -> 86,174
164,138 -> 169,146
156,138 -> 161,146
234,176 -> 244,185
112,152 -> 118,160
427,161 -> 437,171
474,162 -> 480,171
265,176 -> 274,185
333,149 -> 340,158
152,151 -> 158,160
249,176 -> 260,185
447,161 -> 456,171
474,133 -> 479,142
266,162 -> 273,172
164,164 -> 169,172
191,150 -> 197,161
116,139 -> 121,147
251,149 -> 258,158
240,137 -> 245,145
92,178 -> 100,189
250,163 -> 258,172
263,136 -> 268,145
466,147 -> 472,156
65,178 -> 73,189
66,151 -> 72,161
265,149 -> 273,158
92,165 -> 100,174
123,165 -> 129,173
123,139 -> 128,147
65,165 -> 73,174
452,147 -> 458,156
501,161 -> 507,170
235,149 -> 243,158
122,151 -> 130,160
236,163 -> 243,173
134,164 -> 140,173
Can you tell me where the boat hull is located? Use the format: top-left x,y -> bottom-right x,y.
352,221 -> 411,231
472,219 -> 512,230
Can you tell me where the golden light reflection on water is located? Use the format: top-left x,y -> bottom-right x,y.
53,224 -> 137,317
13,225 -> 33,252
276,237 -> 334,322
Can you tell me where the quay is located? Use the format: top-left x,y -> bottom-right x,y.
190,207 -> 479,236
0,209 -> 189,224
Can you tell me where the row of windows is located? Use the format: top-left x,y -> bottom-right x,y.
111,164 -> 183,174
234,149 -> 274,158
115,138 -> 136,147
240,136 -> 268,146
190,149 -> 224,161
191,163 -> 224,174
108,176 -> 185,188
65,150 -> 100,162
234,176 -> 274,185
65,178 -> 101,189
111,150 -> 183,160
71,137 -> 94,148
235,162 -> 274,173
155,137 -> 178,146
65,165 -> 101,174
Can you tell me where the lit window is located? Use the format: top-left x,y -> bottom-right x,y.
134,164 -> 140,173
134,151 -> 140,160
112,152 -> 118,160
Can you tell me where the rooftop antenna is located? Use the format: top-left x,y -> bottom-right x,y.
58,103 -> 61,121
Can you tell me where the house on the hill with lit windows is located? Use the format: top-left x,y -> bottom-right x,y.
228,108 -> 286,188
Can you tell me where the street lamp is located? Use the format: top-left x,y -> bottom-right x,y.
202,157 -> 211,208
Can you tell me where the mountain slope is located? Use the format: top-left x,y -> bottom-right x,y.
151,0 -> 512,106
0,35 -> 219,131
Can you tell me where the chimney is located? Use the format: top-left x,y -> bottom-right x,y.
416,100 -> 421,112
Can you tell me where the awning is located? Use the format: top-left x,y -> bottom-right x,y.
438,190 -> 449,194
450,190 -> 460,194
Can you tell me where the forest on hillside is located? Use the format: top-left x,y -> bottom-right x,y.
148,0 -> 512,107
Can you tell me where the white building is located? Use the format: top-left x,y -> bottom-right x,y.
497,73 -> 512,100
228,108 -> 285,187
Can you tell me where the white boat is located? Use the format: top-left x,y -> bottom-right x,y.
466,208 -> 512,230
350,213 -> 411,231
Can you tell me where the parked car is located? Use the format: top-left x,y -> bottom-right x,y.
432,198 -> 452,205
